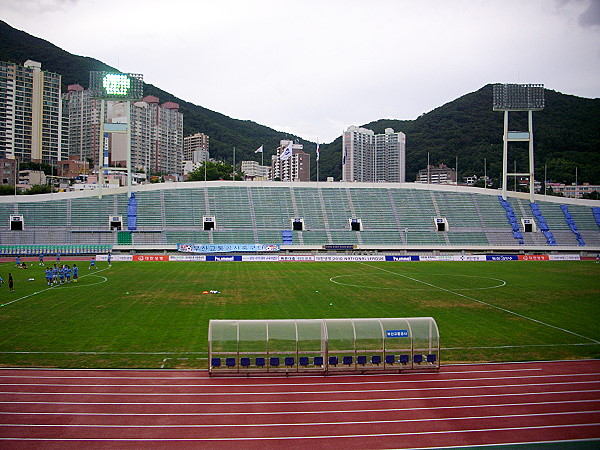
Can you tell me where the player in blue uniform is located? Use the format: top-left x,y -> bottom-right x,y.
73,264 -> 79,283
89,257 -> 97,269
65,265 -> 72,283
45,268 -> 53,286
58,266 -> 65,284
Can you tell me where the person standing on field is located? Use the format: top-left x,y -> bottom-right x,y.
8,273 -> 14,292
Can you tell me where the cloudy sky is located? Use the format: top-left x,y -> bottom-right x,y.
1,0 -> 599,143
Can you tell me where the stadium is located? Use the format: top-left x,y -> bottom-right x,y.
1,180 -> 599,447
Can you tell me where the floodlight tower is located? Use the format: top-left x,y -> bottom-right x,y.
89,72 -> 144,199
493,84 -> 544,202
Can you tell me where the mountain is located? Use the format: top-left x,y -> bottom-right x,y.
319,85 -> 600,184
1,20 -> 599,184
0,20 -> 310,166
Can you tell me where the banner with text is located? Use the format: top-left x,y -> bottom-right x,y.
177,243 -> 280,253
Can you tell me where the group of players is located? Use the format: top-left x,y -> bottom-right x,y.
44,264 -> 79,286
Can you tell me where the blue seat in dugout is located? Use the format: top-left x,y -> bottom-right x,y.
357,355 -> 367,365
343,356 -> 353,365
285,357 -> 294,366
399,355 -> 409,364
385,355 -> 395,365
299,357 -> 309,366
329,356 -> 338,366
226,357 -> 236,367
414,354 -> 423,364
211,357 -> 221,367
255,357 -> 265,367
270,357 -> 280,367
371,355 -> 382,365
240,357 -> 251,367
313,356 -> 324,366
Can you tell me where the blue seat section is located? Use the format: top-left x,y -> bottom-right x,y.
240,357 -> 250,367
371,355 -> 381,365
531,202 -> 556,245
284,357 -> 295,366
313,356 -> 324,366
211,357 -> 221,367
561,204 -> 585,246
269,357 -> 280,367
427,354 -> 437,363
255,357 -> 265,366
385,355 -> 395,365
342,356 -> 353,365
357,355 -> 367,365
282,229 -> 293,245
498,197 -> 524,244
399,355 -> 409,364
593,207 -> 600,228
414,354 -> 423,364
329,356 -> 338,366
226,357 -> 236,367
299,356 -> 309,366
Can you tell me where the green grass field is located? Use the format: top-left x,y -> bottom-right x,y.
0,260 -> 599,369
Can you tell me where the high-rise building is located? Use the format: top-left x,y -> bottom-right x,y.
342,126 -> 406,183
64,90 -> 184,177
63,84 -> 102,164
184,132 -> 209,163
241,160 -> 271,180
271,140 -> 310,182
0,60 -> 65,163
110,96 -> 183,176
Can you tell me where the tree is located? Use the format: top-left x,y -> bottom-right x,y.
186,161 -> 243,181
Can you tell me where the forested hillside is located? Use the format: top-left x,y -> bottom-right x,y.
1,20 -> 599,184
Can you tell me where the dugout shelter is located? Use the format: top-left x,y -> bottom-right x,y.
208,317 -> 439,375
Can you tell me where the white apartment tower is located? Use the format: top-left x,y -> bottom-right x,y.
184,132 -> 209,163
0,60 -> 65,163
342,126 -> 406,183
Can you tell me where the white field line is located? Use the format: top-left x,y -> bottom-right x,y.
359,262 -> 600,344
0,268 -> 110,308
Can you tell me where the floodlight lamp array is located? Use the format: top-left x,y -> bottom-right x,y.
493,83 -> 545,111
89,71 -> 144,100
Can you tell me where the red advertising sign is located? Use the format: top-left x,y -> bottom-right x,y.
518,255 -> 549,261
133,255 -> 170,262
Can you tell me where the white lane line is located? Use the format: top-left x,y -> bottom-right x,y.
360,262 -> 600,344
1,399 -> 598,417
2,388 -> 598,406
2,372 -> 599,389
0,367 -> 545,381
0,423 -> 598,442
1,380 -> 599,397
1,409 -> 599,428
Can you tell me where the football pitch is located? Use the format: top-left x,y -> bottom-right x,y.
0,260 -> 598,369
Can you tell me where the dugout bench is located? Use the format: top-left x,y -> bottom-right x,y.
208,318 -> 440,376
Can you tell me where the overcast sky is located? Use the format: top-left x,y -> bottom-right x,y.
1,0 -> 599,143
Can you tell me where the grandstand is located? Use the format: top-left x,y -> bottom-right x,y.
1,181 -> 599,254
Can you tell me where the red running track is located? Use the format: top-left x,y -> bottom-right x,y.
0,360 -> 599,449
